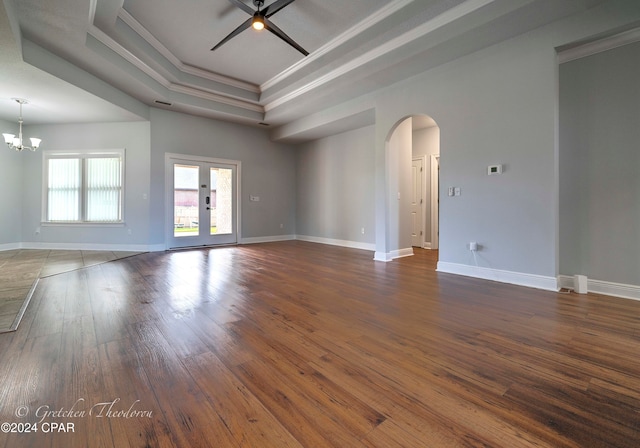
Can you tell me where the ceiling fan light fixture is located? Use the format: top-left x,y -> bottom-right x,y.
252,15 -> 265,31
211,0 -> 308,56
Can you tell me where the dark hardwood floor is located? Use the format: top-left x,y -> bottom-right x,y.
0,241 -> 638,447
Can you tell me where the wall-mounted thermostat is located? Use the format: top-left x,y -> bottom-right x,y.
487,164 -> 503,175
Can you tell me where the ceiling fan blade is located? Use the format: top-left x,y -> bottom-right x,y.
217,3 -> 238,19
263,0 -> 295,18
211,17 -> 252,51
264,18 -> 308,56
227,0 -> 255,15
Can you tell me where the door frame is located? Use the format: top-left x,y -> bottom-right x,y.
165,153 -> 242,249
411,156 -> 427,248
430,154 -> 439,250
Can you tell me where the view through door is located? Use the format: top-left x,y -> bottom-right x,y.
168,157 -> 237,249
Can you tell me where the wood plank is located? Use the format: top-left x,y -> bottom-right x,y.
183,351 -> 304,448
98,338 -> 176,448
0,332 -> 62,448
0,243 -> 638,447
232,357 -> 368,447
126,320 -> 240,447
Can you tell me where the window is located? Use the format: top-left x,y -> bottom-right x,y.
44,150 -> 124,223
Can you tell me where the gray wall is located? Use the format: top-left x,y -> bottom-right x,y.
413,126 -> 440,244
5,109 -> 295,250
149,108 -> 296,245
560,41 -> 640,285
4,0 -> 639,287
288,0 -> 640,276
296,125 -> 375,245
20,121 -> 151,247
374,28 -> 560,274
387,117 -> 413,253
0,117 -> 23,246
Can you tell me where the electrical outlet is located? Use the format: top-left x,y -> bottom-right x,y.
361,227 -> 365,235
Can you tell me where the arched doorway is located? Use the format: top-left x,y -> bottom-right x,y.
384,114 -> 440,259
412,115 -> 440,250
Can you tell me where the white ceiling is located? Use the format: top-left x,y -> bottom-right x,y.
0,0 -> 621,139
122,0 -> 391,85
0,0 -> 143,124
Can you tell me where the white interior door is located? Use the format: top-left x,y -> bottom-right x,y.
168,157 -> 237,249
411,158 -> 424,247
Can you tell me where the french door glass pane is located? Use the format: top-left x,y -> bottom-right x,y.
48,158 -> 80,221
87,157 -> 122,222
210,167 -> 232,235
174,164 -> 199,237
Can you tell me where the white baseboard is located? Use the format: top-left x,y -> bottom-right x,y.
423,242 -> 432,249
374,251 -> 393,262
437,261 -> 559,291
295,235 -> 375,252
0,242 -> 21,252
240,235 -> 296,244
18,242 -> 163,252
373,247 -> 414,262
557,275 -> 640,301
391,247 -> 414,259
557,275 -> 573,290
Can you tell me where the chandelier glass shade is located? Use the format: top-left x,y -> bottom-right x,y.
3,98 -> 41,151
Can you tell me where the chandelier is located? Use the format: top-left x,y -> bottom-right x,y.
3,98 -> 41,151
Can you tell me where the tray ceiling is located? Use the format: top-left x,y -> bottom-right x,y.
1,0 -> 622,138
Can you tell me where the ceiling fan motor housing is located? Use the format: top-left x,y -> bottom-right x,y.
212,0 -> 309,56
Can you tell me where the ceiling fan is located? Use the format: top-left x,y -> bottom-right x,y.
211,0 -> 309,56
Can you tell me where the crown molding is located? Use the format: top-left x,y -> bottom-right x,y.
117,8 -> 260,93
88,24 -> 170,89
169,84 -> 263,112
117,9 -> 181,68
87,24 -> 263,113
260,0 -> 414,91
557,26 -> 640,64
93,0 -> 496,118
116,1 -> 417,96
264,0 -> 496,112
88,0 -> 97,26
88,0 -> 498,119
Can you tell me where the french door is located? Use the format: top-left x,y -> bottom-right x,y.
167,156 -> 238,249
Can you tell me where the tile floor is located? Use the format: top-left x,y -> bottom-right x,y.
0,249 -> 141,332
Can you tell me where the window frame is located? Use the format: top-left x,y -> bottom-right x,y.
42,149 -> 126,226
